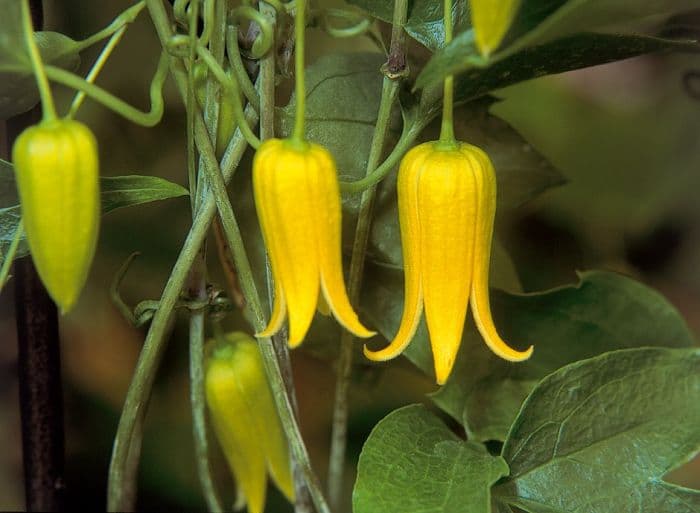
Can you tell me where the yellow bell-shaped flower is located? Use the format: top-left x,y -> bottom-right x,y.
253,138 -> 375,347
205,332 -> 295,513
364,141 -> 533,384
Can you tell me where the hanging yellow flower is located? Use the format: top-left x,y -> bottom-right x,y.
205,331 -> 294,513
253,138 -> 375,347
363,141 -> 533,384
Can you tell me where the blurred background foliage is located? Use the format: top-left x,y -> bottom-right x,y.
1,0 -> 700,511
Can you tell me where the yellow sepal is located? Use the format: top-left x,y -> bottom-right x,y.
205,332 -> 295,513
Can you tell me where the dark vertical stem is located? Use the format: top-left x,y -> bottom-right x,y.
14,257 -> 64,512
9,3 -> 65,510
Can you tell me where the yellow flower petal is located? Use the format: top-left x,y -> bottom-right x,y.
253,140 -> 320,347
206,344 -> 268,513
419,145 -> 478,384
467,144 -> 533,362
364,144 -> 426,361
313,145 -> 375,339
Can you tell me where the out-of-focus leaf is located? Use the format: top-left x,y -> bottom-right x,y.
495,348 -> 700,513
416,31 -> 699,91
347,0 -> 470,51
362,270 -> 695,442
353,404 -> 509,513
1,29 -> 81,119
417,0 -> 700,89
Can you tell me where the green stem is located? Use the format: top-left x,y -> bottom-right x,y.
226,26 -> 261,111
68,26 -> 127,119
107,107 -> 256,512
75,1 -> 146,51
439,0 -> 455,144
44,52 -> 169,127
192,94 -> 331,513
327,0 -> 407,506
0,219 -> 24,290
338,123 -> 419,194
110,2 -> 324,511
186,0 -> 200,212
21,0 -> 56,121
291,0 -> 306,143
189,262 -> 223,512
194,45 -> 260,148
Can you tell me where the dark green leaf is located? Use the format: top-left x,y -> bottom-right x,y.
509,0 -> 700,48
0,160 -> 189,262
416,31 -> 699,92
495,347 -> 700,513
0,31 -> 81,120
416,0 -> 700,89
362,270 -> 696,442
353,404 -> 509,513
347,0 -> 470,51
0,1 -> 80,118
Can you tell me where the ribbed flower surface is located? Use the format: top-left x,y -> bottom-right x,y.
253,138 -> 375,347
205,332 -> 294,513
12,119 -> 100,314
364,141 -> 533,384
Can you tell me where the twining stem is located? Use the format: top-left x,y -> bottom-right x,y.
44,54 -> 169,127
291,0 -> 306,143
327,0 -> 408,508
439,0 -> 455,144
75,1 -> 146,51
68,26 -> 127,118
188,270 -> 224,513
110,1 -> 327,511
107,114 -> 254,511
187,1 -> 223,508
20,0 -> 56,121
338,124 -> 418,194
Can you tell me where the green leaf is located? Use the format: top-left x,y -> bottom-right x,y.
495,347 -> 700,513
416,31 -> 699,91
511,0 -> 700,47
362,270 -> 696,442
0,0 -> 80,119
0,160 -> 189,261
353,404 -> 509,513
347,0 -> 470,51
99,175 -> 189,213
0,30 -> 81,120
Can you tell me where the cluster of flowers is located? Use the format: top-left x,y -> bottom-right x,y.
252,136 -> 533,385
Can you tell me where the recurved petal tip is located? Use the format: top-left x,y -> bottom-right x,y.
488,341 -> 534,362
362,337 -> 405,362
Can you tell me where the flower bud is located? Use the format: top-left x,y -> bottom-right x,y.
12,119 -> 100,314
364,141 -> 533,384
470,0 -> 521,57
205,331 -> 294,513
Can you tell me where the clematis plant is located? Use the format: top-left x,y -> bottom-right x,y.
5,1 -> 700,513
